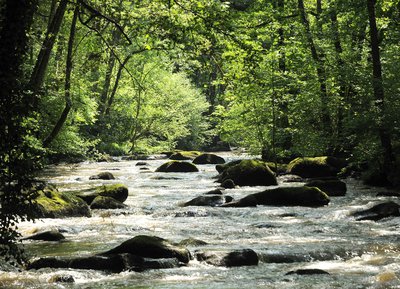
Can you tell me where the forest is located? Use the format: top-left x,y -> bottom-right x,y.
1,0 -> 400,286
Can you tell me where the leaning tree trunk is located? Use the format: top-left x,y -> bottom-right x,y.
366,0 -> 395,175
43,4 -> 79,147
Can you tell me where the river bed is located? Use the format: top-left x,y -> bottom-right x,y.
1,153 -> 400,288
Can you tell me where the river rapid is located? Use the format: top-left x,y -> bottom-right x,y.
1,152 -> 400,288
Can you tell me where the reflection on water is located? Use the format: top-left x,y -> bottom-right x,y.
2,152 -> 400,288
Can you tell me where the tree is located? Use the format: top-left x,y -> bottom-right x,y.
0,0 -> 42,265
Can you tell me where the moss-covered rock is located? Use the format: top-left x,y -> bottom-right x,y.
222,186 -> 330,207
169,151 -> 202,160
305,179 -> 347,196
217,159 -> 277,186
22,230 -> 65,241
75,184 -> 128,204
90,196 -> 127,210
156,161 -> 199,173
100,235 -> 191,264
265,162 -> 288,174
34,186 -> 91,218
287,156 -> 347,178
193,153 -> 225,165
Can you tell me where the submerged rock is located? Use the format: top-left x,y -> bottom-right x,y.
156,161 -> 199,173
205,189 -> 224,195
49,274 -> 75,283
222,186 -> 330,207
22,229 -> 65,242
196,249 -> 259,267
305,179 -> 347,196
33,186 -> 91,218
169,151 -> 201,160
221,179 -> 236,189
287,156 -> 347,178
286,269 -> 330,275
177,238 -> 208,246
351,201 -> 400,221
100,235 -> 191,264
193,153 -> 225,165
89,172 -> 115,180
217,159 -> 277,186
183,195 -> 233,207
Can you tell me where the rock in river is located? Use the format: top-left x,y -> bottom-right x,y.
156,161 -> 199,173
217,159 -> 277,186
22,229 -> 65,242
89,172 -> 115,180
351,201 -> 400,221
100,235 -> 191,264
222,186 -> 330,207
192,153 -> 225,165
90,196 -> 127,210
75,184 -> 128,204
287,156 -> 347,178
183,195 -> 233,207
195,249 -> 259,267
33,185 -> 91,218
305,179 -> 347,196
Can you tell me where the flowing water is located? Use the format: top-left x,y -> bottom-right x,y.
1,153 -> 400,288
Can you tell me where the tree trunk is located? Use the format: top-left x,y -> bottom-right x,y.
366,0 -> 394,174
43,4 -> 78,147
29,0 -> 68,98
105,54 -> 132,115
298,0 -> 331,135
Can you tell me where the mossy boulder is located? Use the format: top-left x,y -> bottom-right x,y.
287,156 -> 347,178
193,153 -> 225,165
265,162 -> 288,174
217,159 -> 277,186
222,186 -> 330,207
196,249 -> 259,267
75,184 -> 128,204
169,151 -> 201,160
156,161 -> 199,173
305,179 -> 347,196
100,235 -> 191,264
90,196 -> 127,210
34,186 -> 91,218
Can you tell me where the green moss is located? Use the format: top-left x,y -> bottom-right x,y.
219,159 -> 277,186
287,156 -> 346,178
265,162 -> 288,174
34,187 -> 90,218
156,161 -> 199,172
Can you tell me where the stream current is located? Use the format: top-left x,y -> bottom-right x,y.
1,153 -> 400,288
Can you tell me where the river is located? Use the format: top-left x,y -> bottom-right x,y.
1,152 -> 400,288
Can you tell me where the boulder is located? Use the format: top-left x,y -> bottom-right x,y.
22,230 -> 65,242
305,179 -> 347,196
169,151 -> 201,160
33,186 -> 91,218
156,161 -> 199,173
49,274 -> 75,283
221,179 -> 236,189
217,160 -> 277,186
75,184 -> 128,204
222,186 -> 330,207
287,157 -> 347,178
100,235 -> 191,264
89,172 -> 115,180
183,195 -> 233,207
196,249 -> 259,267
286,269 -> 330,275
136,162 -> 149,166
193,153 -> 225,165
351,201 -> 400,221
90,196 -> 127,210
28,254 -> 181,273
205,189 -> 224,195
